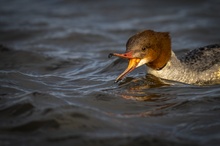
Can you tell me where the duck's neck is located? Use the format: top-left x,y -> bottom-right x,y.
147,51 -> 195,83
147,51 -> 171,70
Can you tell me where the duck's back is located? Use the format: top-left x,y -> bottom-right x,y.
180,44 -> 220,72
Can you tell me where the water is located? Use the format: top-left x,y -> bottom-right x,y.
0,0 -> 220,145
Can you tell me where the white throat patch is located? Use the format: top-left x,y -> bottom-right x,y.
136,58 -> 149,68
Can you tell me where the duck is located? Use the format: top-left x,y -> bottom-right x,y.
108,30 -> 220,85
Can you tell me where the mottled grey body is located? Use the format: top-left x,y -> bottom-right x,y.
148,44 -> 220,85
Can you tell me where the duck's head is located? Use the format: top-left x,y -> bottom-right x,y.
109,30 -> 171,82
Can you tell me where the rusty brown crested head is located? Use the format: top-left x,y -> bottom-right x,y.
109,30 -> 171,82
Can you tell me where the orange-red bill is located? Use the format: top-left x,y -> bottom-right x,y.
115,58 -> 140,82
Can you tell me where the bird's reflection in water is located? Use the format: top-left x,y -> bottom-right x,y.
114,74 -> 179,117
118,74 -> 169,101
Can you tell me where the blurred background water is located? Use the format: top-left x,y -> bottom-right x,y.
0,0 -> 220,146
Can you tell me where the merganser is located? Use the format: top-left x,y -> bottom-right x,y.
109,30 -> 220,85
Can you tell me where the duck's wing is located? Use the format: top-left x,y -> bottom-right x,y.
180,44 -> 220,71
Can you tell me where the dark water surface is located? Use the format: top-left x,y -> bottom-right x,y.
0,0 -> 220,146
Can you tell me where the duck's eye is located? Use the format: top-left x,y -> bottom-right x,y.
142,47 -> 146,51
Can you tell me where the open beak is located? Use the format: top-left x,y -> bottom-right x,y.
108,51 -> 141,82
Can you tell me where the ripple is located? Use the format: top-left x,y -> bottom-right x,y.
0,102 -> 34,117
6,119 -> 60,132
